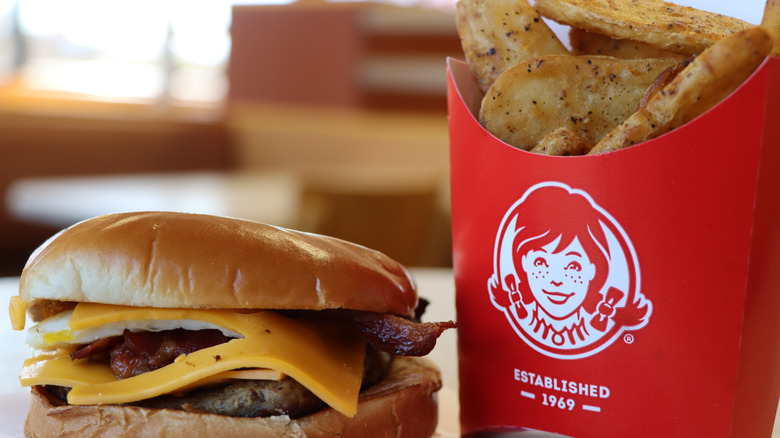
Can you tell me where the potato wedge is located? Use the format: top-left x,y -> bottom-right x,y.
589,27 -> 772,155
456,0 -> 568,94
535,0 -> 753,56
570,28 -> 687,60
638,57 -> 693,109
479,55 -> 679,150
762,0 -> 780,56
530,127 -> 590,156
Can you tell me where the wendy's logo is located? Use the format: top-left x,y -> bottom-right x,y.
489,182 -> 651,359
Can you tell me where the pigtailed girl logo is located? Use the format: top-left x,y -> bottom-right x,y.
489,182 -> 652,359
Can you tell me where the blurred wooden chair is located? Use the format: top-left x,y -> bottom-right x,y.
298,164 -> 451,267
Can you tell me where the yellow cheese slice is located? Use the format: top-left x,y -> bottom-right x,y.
21,355 -> 118,387
21,307 -> 366,417
69,303 -> 253,335
21,355 -> 282,387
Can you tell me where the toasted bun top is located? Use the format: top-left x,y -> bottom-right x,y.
20,212 -> 418,318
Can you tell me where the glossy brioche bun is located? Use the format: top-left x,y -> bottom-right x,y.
20,212 -> 418,321
25,356 -> 441,438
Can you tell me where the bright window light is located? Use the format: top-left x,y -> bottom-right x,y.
19,0 -> 169,61
0,0 -> 458,103
20,59 -> 165,99
8,0 -> 240,103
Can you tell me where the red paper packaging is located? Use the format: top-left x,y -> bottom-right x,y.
447,55 -> 780,437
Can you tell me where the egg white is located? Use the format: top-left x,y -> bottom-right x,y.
26,309 -> 243,349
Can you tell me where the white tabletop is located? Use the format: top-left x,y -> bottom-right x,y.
5,171 -> 303,230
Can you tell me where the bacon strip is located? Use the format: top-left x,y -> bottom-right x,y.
110,329 -> 229,379
69,310 -> 456,379
71,329 -> 230,379
337,311 -> 457,356
70,335 -> 121,360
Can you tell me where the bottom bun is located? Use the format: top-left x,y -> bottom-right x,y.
24,356 -> 442,438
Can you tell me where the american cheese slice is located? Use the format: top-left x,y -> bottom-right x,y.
21,307 -> 366,417
21,354 -> 282,386
21,354 -> 284,394
70,304 -> 250,336
21,355 -> 118,387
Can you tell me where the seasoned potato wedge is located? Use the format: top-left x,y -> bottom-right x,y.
638,57 -> 693,109
456,0 -> 568,94
535,0 -> 753,56
570,28 -> 687,60
530,127 -> 591,156
589,27 -> 772,155
479,55 -> 679,150
762,0 -> 780,56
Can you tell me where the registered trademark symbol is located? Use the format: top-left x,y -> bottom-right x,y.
624,334 -> 635,344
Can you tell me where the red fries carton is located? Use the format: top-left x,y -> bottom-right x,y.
447,56 -> 780,437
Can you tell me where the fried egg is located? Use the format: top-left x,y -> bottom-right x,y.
26,310 -> 243,349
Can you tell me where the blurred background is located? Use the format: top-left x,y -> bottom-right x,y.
0,0 -> 462,275
0,0 -> 765,276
